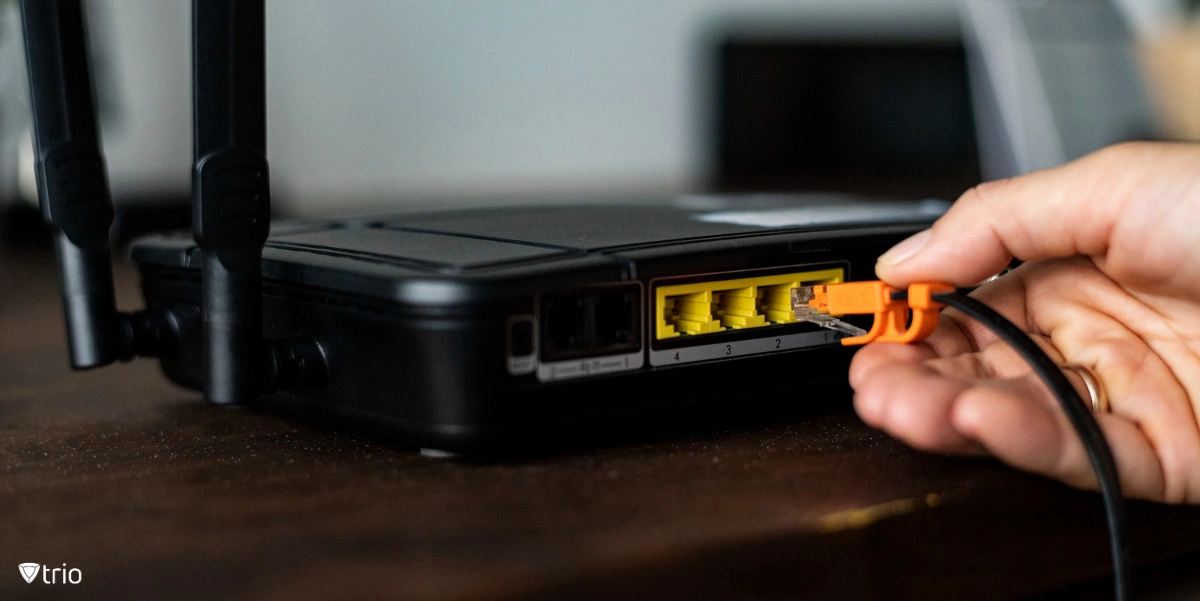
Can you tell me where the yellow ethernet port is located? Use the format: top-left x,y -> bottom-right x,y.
655,267 -> 845,339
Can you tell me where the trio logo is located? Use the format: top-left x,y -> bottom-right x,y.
18,562 -> 82,584
18,563 -> 38,583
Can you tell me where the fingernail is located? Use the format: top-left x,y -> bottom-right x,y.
878,229 -> 931,266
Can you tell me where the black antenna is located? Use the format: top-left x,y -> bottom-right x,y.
192,0 -> 271,405
22,0 -> 325,402
21,0 -> 182,366
20,0 -> 122,368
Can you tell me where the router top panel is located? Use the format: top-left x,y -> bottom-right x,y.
130,196 -> 948,304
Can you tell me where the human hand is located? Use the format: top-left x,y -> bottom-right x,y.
850,142 -> 1200,503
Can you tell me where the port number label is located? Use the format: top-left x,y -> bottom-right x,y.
649,330 -> 839,367
538,352 -> 644,382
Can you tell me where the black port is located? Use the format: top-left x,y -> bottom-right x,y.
596,290 -> 637,346
541,286 -> 640,362
509,319 -> 534,357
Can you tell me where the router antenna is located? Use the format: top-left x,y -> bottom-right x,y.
22,0 -> 185,368
22,0 -> 323,402
20,0 -> 123,369
192,0 -> 272,405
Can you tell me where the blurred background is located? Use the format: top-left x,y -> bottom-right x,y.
0,0 -> 1194,244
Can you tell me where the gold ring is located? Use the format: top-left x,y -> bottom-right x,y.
1061,364 -> 1110,413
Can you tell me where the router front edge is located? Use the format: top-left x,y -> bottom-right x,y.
130,199 -> 944,453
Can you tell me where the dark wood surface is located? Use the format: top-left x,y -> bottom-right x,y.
2,247 -> 1200,601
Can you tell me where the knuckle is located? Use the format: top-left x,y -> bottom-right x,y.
1098,140 -> 1153,158
955,180 -> 1006,210
1087,142 -> 1158,172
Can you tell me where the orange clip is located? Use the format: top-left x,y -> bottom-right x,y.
807,281 -> 955,346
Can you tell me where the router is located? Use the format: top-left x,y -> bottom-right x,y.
22,0 -> 944,453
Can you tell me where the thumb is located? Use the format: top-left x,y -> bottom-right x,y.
874,143 -> 1152,287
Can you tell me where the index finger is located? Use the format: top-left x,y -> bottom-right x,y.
874,143 -> 1172,287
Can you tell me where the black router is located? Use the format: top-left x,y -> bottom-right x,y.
23,0 -> 944,453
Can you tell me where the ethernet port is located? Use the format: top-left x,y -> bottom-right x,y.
596,289 -> 637,347
543,296 -> 590,357
653,266 -> 845,340
541,286 -> 641,362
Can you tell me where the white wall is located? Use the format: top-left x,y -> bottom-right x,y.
85,0 -> 962,217
262,0 -> 960,216
29,0 -> 1188,215
88,0 -> 191,199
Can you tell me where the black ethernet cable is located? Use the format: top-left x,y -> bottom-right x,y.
920,290 -> 1132,601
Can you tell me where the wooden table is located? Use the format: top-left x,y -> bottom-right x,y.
2,246 -> 1199,601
